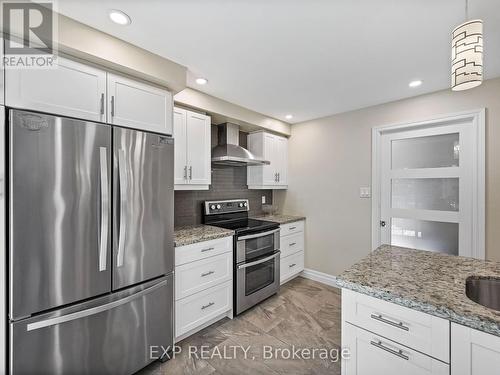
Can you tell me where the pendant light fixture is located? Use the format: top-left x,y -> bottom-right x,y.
451,0 -> 483,91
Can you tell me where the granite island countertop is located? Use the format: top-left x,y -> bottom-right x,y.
174,225 -> 234,247
251,214 -> 305,225
336,244 -> 500,337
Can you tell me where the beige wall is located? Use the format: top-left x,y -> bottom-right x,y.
274,77 -> 500,276
175,88 -> 291,136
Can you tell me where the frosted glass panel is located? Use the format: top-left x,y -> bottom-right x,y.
392,178 -> 459,211
392,133 -> 460,169
391,218 -> 458,255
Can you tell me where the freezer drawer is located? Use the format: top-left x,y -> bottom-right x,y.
9,109 -> 112,319
113,127 -> 174,290
10,275 -> 173,375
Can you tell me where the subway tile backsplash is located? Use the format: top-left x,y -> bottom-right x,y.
174,127 -> 273,227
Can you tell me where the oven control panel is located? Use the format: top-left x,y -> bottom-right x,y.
204,199 -> 249,215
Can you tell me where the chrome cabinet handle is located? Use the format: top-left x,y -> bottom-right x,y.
201,302 -> 215,310
238,228 -> 280,241
238,251 -> 280,269
289,263 -> 296,268
201,270 -> 215,277
289,226 -> 296,230
111,96 -> 115,117
183,165 -> 187,180
98,147 -> 109,272
201,247 -> 214,253
100,93 -> 105,115
370,340 -> 409,361
289,242 -> 296,246
117,150 -> 127,268
370,314 -> 409,331
27,280 -> 168,331
189,166 -> 193,180
278,172 -> 280,182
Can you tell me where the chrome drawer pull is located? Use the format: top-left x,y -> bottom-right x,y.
289,242 -> 297,246
201,270 -> 215,277
201,247 -> 215,252
370,314 -> 409,331
289,263 -> 296,268
289,226 -> 296,230
370,340 -> 409,361
201,302 -> 215,310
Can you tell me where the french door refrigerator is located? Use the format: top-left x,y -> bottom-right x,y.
8,109 -> 174,374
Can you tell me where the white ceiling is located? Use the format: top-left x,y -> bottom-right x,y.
58,0 -> 500,124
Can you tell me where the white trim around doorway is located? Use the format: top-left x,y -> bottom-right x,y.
371,109 -> 485,259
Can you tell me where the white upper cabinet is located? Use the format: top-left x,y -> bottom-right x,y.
247,131 -> 288,189
107,73 -> 173,134
6,56 -> 106,122
173,107 -> 211,190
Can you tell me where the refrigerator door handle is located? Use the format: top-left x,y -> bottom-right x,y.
98,147 -> 109,272
117,149 -> 127,268
26,279 -> 168,332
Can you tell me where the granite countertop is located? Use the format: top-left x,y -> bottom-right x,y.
336,244 -> 500,337
251,214 -> 306,225
174,225 -> 234,247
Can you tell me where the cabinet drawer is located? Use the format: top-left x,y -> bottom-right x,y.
342,289 -> 449,363
280,251 -> 304,283
175,236 -> 232,266
280,220 -> 304,237
175,281 -> 232,339
280,231 -> 304,257
342,322 -> 449,375
175,252 -> 232,300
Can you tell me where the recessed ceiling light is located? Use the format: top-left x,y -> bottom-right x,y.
285,114 -> 293,120
195,78 -> 208,85
409,80 -> 423,88
109,10 -> 131,25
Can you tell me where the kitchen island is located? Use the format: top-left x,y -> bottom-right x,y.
337,245 -> 500,375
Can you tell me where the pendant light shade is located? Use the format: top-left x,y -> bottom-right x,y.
451,19 -> 483,91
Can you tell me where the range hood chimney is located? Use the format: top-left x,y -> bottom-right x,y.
212,123 -> 270,166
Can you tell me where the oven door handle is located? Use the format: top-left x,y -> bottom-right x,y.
237,251 -> 281,269
238,228 -> 280,241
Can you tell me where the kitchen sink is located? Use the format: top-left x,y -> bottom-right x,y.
466,277 -> 500,311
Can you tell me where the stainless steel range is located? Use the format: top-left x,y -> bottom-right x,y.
204,199 -> 280,315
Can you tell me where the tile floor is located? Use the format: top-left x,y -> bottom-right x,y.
139,277 -> 342,375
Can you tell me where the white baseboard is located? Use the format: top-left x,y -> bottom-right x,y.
300,268 -> 338,288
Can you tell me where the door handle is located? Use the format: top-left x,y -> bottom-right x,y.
183,165 -> 187,180
110,96 -> 115,117
237,251 -> 280,269
100,93 -> 105,115
98,147 -> 109,272
201,270 -> 215,277
380,220 -> 387,227
238,228 -> 280,241
370,313 -> 409,331
117,150 -> 127,268
26,279 -> 168,331
189,166 -> 193,180
370,340 -> 409,361
278,172 -> 280,182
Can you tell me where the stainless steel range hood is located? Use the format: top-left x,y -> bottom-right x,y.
212,123 -> 270,166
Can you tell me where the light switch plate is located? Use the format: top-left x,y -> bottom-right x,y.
360,187 -> 371,198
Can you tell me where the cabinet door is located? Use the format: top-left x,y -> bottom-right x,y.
6,56 -> 106,122
263,133 -> 278,186
107,73 -> 172,135
186,111 -> 211,186
173,108 -> 188,185
451,323 -> 500,375
275,135 -> 288,186
342,323 -> 449,375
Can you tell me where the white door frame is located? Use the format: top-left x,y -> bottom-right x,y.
371,109 -> 485,259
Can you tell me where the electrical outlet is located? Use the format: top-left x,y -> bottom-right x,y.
262,196 -> 266,204
359,187 -> 371,198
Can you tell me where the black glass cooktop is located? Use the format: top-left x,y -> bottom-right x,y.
211,218 -> 278,235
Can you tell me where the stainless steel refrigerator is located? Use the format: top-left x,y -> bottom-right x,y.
8,109 -> 174,374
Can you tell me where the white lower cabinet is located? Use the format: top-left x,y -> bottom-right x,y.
343,323 -> 449,375
279,220 -> 305,284
451,323 -> 500,375
174,236 -> 233,341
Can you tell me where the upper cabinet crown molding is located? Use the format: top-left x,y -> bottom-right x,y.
247,131 -> 288,189
173,107 -> 211,190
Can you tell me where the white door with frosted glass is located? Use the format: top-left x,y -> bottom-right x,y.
379,123 -> 474,257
